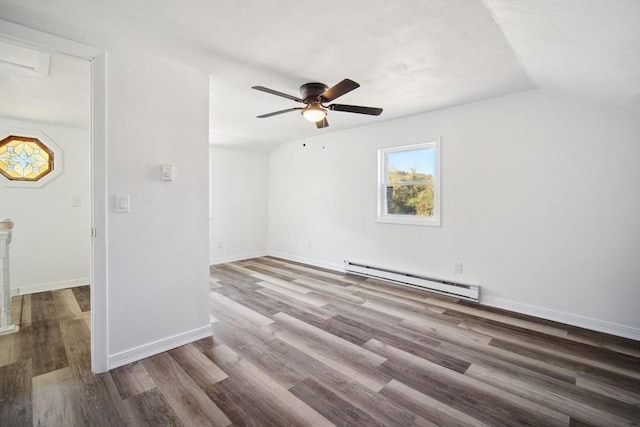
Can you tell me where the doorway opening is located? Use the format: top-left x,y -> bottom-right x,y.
0,19 -> 108,372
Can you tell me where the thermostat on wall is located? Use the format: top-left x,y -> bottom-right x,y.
161,164 -> 174,181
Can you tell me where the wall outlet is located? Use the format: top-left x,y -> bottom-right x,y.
454,261 -> 463,274
216,241 -> 222,249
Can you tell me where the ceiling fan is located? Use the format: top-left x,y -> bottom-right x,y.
252,79 -> 383,128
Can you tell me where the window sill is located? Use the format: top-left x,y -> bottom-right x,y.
375,216 -> 441,227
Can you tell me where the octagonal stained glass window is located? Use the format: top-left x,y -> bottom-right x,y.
0,135 -> 55,182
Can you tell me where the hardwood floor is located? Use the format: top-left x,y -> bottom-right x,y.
1,257 -> 639,426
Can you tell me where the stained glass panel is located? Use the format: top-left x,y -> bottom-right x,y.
0,135 -> 54,181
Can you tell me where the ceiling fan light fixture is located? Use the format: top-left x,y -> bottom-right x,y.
302,105 -> 327,122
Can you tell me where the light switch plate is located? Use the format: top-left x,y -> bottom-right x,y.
115,194 -> 130,213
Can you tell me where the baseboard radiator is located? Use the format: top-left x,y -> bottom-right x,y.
344,261 -> 480,303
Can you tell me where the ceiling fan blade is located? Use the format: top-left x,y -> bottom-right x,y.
329,104 -> 383,116
320,79 -> 360,102
257,107 -> 303,118
252,86 -> 304,103
316,117 -> 329,129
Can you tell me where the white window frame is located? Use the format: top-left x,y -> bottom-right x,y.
376,140 -> 441,226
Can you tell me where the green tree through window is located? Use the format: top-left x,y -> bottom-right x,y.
378,142 -> 440,226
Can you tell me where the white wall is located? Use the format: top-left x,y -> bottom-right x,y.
0,19 -> 213,372
268,89 -> 640,339
0,117 -> 91,294
209,147 -> 268,264
104,46 -> 211,363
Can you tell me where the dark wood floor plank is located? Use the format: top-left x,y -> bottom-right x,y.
348,283 -> 451,315
0,360 -> 32,427
290,377 -> 388,427
566,325 -> 640,358
210,291 -> 274,329
364,338 -> 569,426
210,319 -> 275,351
27,322 -> 69,376
326,303 -> 443,349
0,326 -> 27,368
357,276 -> 457,303
210,265 -> 262,288
32,367 -> 80,426
251,271 -> 314,294
29,291 -> 57,325
168,344 -> 228,390
462,318 -> 640,378
110,361 -> 158,400
59,318 -> 91,378
71,285 -> 91,312
59,318 -> 128,426
265,323 -> 390,392
399,314 -> 493,348
380,379 -> 488,427
438,340 -> 577,384
214,285 -> 281,318
205,380 -> 272,427
323,298 -> 407,326
255,287 -> 336,320
293,276 -> 367,303
466,363 -> 640,426
263,338 -> 430,427
260,256 -> 359,285
576,371 -> 640,406
141,352 -> 231,426
220,339 -> 307,390
255,279 -> 328,307
123,388 -> 183,427
241,260 -> 304,282
490,337 -> 640,394
205,344 -> 334,427
270,312 -> 388,370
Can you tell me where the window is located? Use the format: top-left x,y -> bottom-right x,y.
0,135 -> 54,181
377,141 -> 440,226
0,131 -> 62,188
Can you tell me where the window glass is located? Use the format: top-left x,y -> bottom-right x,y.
378,142 -> 440,226
0,135 -> 54,181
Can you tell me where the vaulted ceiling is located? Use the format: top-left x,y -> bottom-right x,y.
1,0 -> 638,151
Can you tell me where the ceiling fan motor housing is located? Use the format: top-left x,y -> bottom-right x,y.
300,83 -> 329,103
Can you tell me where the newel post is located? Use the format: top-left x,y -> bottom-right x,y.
0,218 -> 18,335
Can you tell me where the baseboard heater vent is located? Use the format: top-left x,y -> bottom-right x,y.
344,261 -> 480,303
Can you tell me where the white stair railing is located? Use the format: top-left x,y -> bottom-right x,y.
0,218 -> 18,335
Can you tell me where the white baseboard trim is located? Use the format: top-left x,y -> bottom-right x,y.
266,251 -> 344,273
210,251 -> 268,265
482,296 -> 640,341
17,278 -> 90,295
108,323 -> 212,370
0,324 -> 19,336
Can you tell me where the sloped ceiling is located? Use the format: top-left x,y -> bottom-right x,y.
0,0 -> 638,151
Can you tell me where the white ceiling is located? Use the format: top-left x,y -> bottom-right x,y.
0,0 -> 638,151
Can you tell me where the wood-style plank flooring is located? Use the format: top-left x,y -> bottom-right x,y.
1,257 -> 639,426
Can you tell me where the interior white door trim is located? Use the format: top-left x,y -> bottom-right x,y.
0,19 -> 109,373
